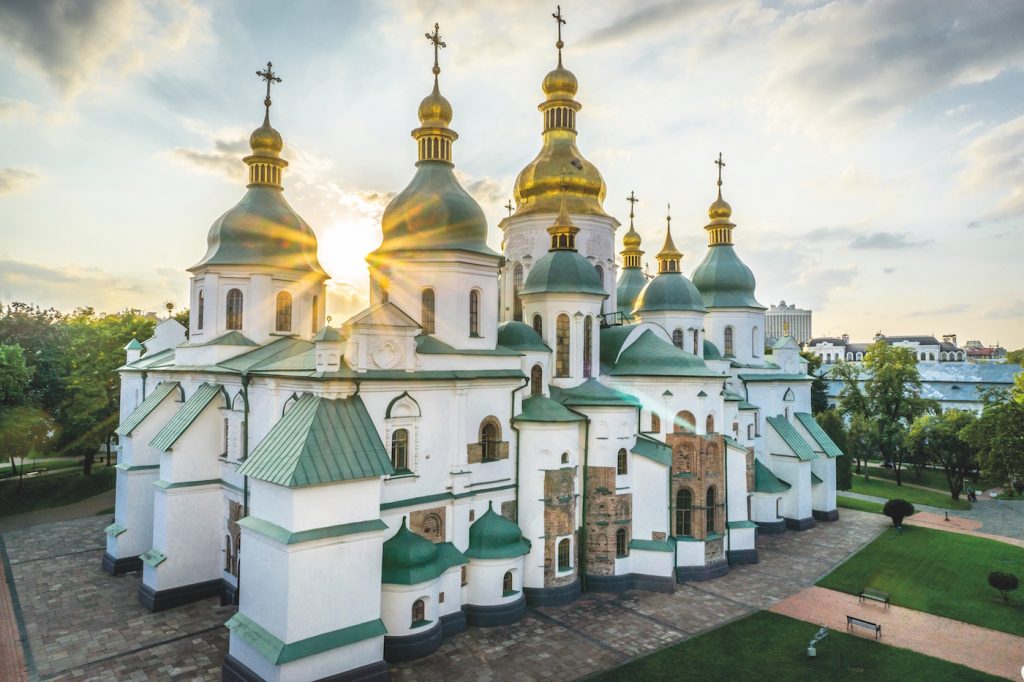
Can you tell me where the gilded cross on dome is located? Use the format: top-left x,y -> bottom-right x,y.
256,61 -> 282,116
626,190 -> 639,220
552,5 -> 566,54
715,152 -> 726,188
426,22 -> 446,75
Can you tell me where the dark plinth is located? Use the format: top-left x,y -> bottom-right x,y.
755,519 -> 787,534
523,577 -> 581,607
222,653 -> 389,682
439,609 -> 466,638
383,620 -> 443,663
102,552 -> 141,576
813,509 -> 840,522
464,594 -> 527,627
785,516 -> 816,531
676,559 -> 729,583
137,578 -> 221,612
727,549 -> 759,565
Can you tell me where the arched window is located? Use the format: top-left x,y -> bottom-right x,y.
615,527 -> 628,557
724,326 -> 734,356
752,325 -> 760,357
674,410 -> 695,433
422,513 -> 441,539
583,315 -> 593,378
391,429 -> 409,471
650,413 -> 661,433
557,538 -> 571,570
223,418 -> 230,455
197,289 -> 205,330
513,264 -> 524,322
311,295 -> 319,334
561,452 -> 569,464
693,330 -> 699,354
224,534 -> 233,571
706,487 -> 716,533
675,489 -> 693,536
555,313 -> 570,377
846,352 -> 854,361
226,289 -> 244,330
469,290 -> 481,337
412,599 -> 425,625
421,288 -> 436,334
530,364 -> 543,397
705,415 -> 714,434
275,291 -> 292,332
480,419 -> 500,461
672,328 -> 684,349
503,571 -> 513,593
532,314 -> 543,336
616,448 -> 627,475
595,264 -> 604,285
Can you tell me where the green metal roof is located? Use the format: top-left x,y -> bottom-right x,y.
738,400 -> 759,410
122,347 -> 176,371
766,416 -> 818,461
738,373 -> 814,382
381,519 -> 464,585
795,412 -> 844,458
550,378 -> 640,407
150,383 -> 224,451
691,244 -> 765,309
226,612 -> 386,666
703,339 -> 723,360
723,390 -> 744,402
188,331 -> 259,347
754,459 -> 791,493
312,326 -> 343,342
497,321 -> 550,352
599,325 -> 636,367
465,503 -> 531,559
632,434 -> 671,467
238,393 -> 393,487
772,336 -> 798,350
723,435 -> 747,451
124,338 -> 144,351
616,267 -> 647,315
811,471 -> 824,485
628,538 -> 675,553
604,330 -> 722,378
416,334 -> 520,356
116,381 -> 181,437
190,185 -> 326,275
218,337 -> 313,372
632,272 -> 707,314
514,395 -> 585,423
520,249 -> 606,297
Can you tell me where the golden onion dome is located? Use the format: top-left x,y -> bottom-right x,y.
542,62 -> 578,99
622,224 -> 642,248
708,192 -> 732,221
249,118 -> 283,157
418,77 -> 453,128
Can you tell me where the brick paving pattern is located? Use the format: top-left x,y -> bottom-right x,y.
906,511 -> 1024,548
0,511 -> 889,680
770,585 -> 1024,681
0,539 -> 29,682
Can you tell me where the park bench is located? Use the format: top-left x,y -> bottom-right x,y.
858,588 -> 890,608
846,615 -> 881,639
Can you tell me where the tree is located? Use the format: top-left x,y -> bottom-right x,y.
801,351 -> 829,414
0,343 -> 32,405
882,498 -> 915,528
1006,348 -> 1024,365
816,409 -> 851,490
905,410 -> 978,500
863,342 -> 935,484
0,405 -> 56,481
832,360 -> 869,418
963,372 -> 1024,493
845,413 -> 875,475
987,572 -> 1019,603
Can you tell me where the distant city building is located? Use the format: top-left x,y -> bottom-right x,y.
766,301 -> 812,344
963,339 -> 1007,363
804,334 -> 965,365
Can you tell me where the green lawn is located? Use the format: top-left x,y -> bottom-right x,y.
818,526 -> 1024,636
585,611 -> 998,681
0,467 -> 115,517
850,476 -> 970,510
864,464 -> 995,493
837,495 -> 884,514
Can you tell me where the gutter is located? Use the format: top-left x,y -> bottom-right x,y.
509,377 -> 530,522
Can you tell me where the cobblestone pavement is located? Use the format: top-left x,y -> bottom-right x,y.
770,586 -> 1024,680
1,511 -> 888,681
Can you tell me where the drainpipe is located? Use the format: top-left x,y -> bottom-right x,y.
241,373 -> 251,517
509,377 -> 530,522
141,371 -> 148,397
724,433 -> 730,567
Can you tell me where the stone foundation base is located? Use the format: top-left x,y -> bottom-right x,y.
676,559 -> 729,583
464,594 -> 526,627
383,620 -> 442,663
440,610 -> 466,638
221,579 -> 238,606
137,578 -> 221,612
102,552 -> 141,576
785,516 -> 816,531
585,572 -> 675,594
222,653 -> 389,682
726,548 -> 759,565
755,519 -> 786,534
524,577 -> 581,607
812,509 -> 839,522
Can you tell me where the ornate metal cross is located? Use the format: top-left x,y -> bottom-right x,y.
553,5 -> 566,46
426,22 -> 446,73
626,190 -> 639,220
256,61 -> 282,113
715,152 -> 726,187
505,199 -> 514,217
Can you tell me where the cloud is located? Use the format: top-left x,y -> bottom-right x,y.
849,232 -> 931,249
909,303 -> 969,317
0,0 -> 209,99
580,1 -> 742,48
0,168 -> 42,195
961,114 -> 1024,225
985,299 -> 1024,319
0,99 -> 38,120
794,265 -> 858,309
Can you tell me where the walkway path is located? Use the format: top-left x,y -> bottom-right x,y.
839,490 -> 1024,541
905,511 -> 1024,548
0,489 -> 115,534
0,542 -> 28,682
770,585 -> 1023,680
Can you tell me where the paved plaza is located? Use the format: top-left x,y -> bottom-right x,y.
1,511 -> 887,681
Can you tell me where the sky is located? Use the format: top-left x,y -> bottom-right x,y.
1,0 -> 1023,347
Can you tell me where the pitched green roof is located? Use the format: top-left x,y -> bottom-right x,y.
465,503 -> 531,559
150,383 -> 224,451
550,378 -> 640,407
691,244 -> 765,309
605,330 -> 722,378
415,334 -> 520,356
703,339 -> 723,360
772,336 -> 798,350
723,435 -> 747,451
116,381 -> 181,437
124,338 -> 144,351
811,471 -> 824,485
632,272 -> 706,314
723,390 -> 744,402
738,400 -> 759,411
520,249 -> 606,297
122,347 -> 175,371
218,337 -> 313,372
766,416 -> 818,461
754,459 -> 791,493
795,412 -> 844,458
514,395 -> 585,423
312,326 -> 343,342
738,373 -> 814,382
632,434 -> 671,467
497,321 -> 550,352
381,519 -> 463,585
239,393 -> 393,487
189,330 -> 259,347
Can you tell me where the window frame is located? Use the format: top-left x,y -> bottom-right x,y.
225,288 -> 244,331
421,288 -> 436,334
275,291 -> 293,333
555,313 -> 571,377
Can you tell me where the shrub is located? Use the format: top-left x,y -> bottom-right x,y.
987,572 -> 1019,602
1012,480 -> 1024,495
882,498 -> 915,528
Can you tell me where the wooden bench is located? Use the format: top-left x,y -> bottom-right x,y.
847,615 -> 881,639
859,588 -> 890,608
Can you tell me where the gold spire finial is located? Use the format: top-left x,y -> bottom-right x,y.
706,152 -> 735,244
414,22 -> 457,163
620,191 -> 643,267
256,61 -> 282,124
656,204 -> 683,273
552,5 -> 566,64
546,165 -> 579,250
425,22 -> 446,79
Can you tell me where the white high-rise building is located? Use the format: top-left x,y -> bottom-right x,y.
766,301 -> 812,345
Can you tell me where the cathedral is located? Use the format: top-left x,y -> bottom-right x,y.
104,14 -> 841,682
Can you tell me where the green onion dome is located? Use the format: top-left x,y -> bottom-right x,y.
520,250 -> 605,297
691,246 -> 764,309
381,518 -> 446,585
632,271 -> 706,315
616,268 -> 646,315
465,502 -> 531,559
497,321 -> 549,351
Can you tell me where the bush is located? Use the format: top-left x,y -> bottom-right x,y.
987,572 -> 1019,602
1013,480 -> 1024,495
882,498 -> 915,528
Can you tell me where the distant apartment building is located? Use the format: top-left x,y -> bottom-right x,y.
766,301 -> 812,344
803,333 -> 965,365
963,339 -> 1007,363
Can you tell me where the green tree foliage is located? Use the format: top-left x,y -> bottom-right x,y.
1005,348 -> 1024,365
0,303 -> 70,409
832,360 -> 869,417
963,372 -> 1024,493
0,343 -> 32,404
987,572 -> 1019,603
845,413 -> 875,475
800,351 -> 829,414
905,410 -> 978,500
816,409 -> 851,490
882,498 -> 915,528
0,405 -> 56,479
